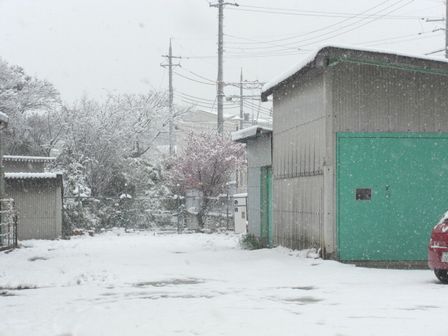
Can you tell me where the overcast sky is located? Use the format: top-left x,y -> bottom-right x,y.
0,0 -> 445,119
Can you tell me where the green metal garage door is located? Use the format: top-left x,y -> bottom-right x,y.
337,133 -> 448,261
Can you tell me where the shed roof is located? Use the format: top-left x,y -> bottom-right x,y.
261,45 -> 448,101
231,125 -> 272,143
5,172 -> 62,180
3,155 -> 56,163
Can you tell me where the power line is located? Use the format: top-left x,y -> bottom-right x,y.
362,30 -> 442,46
178,91 -> 236,106
222,0 -> 412,54
182,52 -> 305,59
225,0 -> 393,45
179,98 -> 237,110
177,67 -> 216,83
357,31 -> 431,45
173,71 -> 216,86
230,4 -> 431,20
294,0 -> 415,49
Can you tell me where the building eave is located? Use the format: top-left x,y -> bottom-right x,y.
231,126 -> 273,143
3,155 -> 56,163
5,172 -> 62,180
261,45 -> 448,102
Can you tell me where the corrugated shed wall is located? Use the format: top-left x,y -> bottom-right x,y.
332,62 -> 448,132
327,61 -> 448,258
273,71 -> 326,250
246,136 -> 272,238
6,179 -> 62,240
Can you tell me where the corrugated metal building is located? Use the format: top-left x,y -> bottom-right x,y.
261,45 -> 448,263
3,156 -> 63,240
233,126 -> 273,246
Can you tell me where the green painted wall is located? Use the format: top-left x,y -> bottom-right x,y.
337,133 -> 448,261
260,166 -> 273,247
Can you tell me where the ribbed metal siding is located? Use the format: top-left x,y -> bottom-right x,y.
332,62 -> 448,133
274,176 -> 323,250
6,180 -> 62,240
273,71 -> 326,249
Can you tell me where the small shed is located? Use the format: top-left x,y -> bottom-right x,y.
3,156 -> 63,240
232,126 -> 273,246
262,45 -> 448,264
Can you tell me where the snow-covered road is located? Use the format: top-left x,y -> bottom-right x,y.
0,231 -> 446,336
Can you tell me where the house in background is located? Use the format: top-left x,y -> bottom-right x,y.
232,126 -> 272,245
261,45 -> 448,265
175,109 -> 240,152
3,156 -> 63,240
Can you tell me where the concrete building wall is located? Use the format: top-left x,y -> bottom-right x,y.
272,70 -> 326,250
246,135 -> 271,238
5,178 -> 63,240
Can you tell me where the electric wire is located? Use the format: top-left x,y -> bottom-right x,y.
230,4 -> 431,20
294,0 -> 416,49
224,0 -> 393,45
173,71 -> 216,86
223,0 -> 412,54
177,67 -> 216,84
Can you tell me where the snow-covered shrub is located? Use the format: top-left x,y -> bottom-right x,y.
240,234 -> 264,250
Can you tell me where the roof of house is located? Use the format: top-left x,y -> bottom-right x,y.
261,45 -> 448,101
3,155 -> 56,163
5,172 -> 62,180
231,125 -> 273,142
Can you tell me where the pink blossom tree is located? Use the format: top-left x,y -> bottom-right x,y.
169,131 -> 245,229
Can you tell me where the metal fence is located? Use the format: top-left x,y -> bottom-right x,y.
62,194 -> 238,233
0,199 -> 18,251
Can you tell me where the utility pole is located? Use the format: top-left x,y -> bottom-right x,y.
210,0 -> 239,134
161,39 -> 181,155
239,69 -> 243,130
225,76 -> 265,128
446,0 -> 448,58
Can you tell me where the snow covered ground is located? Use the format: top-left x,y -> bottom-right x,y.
0,231 -> 446,336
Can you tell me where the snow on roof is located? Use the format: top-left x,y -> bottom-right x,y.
231,125 -> 272,142
262,44 -> 448,101
5,172 -> 62,180
3,155 -> 56,162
